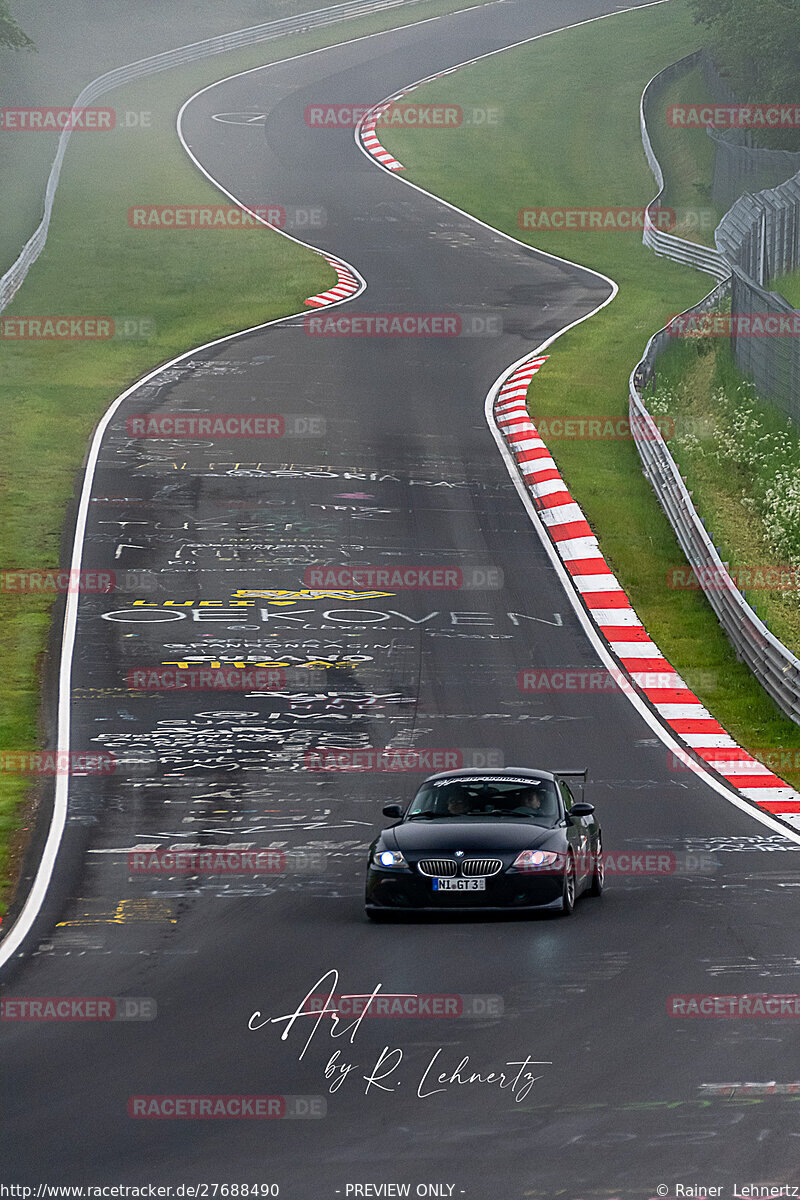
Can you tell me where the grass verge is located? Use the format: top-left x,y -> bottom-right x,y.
775,268 -> 800,308
646,63 -> 723,246
379,0 -> 800,784
0,0 -> 481,273
645,335 -> 800,651
0,0 -> 503,915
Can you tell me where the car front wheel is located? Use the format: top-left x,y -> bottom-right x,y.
559,854 -> 576,916
589,837 -> 604,897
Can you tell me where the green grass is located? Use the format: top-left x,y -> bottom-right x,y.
647,335 -> 800,652
776,267 -> 800,308
380,0 -> 800,784
0,0 -> 301,270
0,0 -> 483,274
647,63 -> 723,246
0,77 -> 329,918
0,0 -> 504,914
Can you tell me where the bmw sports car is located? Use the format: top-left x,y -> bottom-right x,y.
365,766 -> 602,918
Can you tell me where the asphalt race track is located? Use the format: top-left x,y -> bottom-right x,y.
3,0 -> 800,1193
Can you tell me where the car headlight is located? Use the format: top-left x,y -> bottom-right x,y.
372,848 -> 407,869
512,849 -> 561,871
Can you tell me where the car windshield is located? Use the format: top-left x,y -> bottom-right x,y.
406,776 -> 560,824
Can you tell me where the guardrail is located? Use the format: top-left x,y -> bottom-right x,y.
716,172 -> 800,284
0,0 -> 428,313
631,56 -> 800,725
640,46 -> 800,416
629,310 -> 800,726
639,51 -> 731,282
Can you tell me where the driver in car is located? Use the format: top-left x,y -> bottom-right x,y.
509,786 -> 551,816
446,793 -> 471,816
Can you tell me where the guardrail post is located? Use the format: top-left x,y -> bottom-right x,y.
631,55 -> 800,725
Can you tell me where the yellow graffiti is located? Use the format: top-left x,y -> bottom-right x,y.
160,658 -> 363,670
130,590 -> 395,610
232,589 -> 394,606
57,899 -> 177,927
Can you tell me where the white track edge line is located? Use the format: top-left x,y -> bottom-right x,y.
485,358 -> 800,843
4,3 -> 480,968
0,0 -> 517,966
351,4 -> 800,843
4,0 -> 796,971
0,274 -> 369,970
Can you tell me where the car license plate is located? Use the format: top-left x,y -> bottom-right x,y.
433,878 -> 486,891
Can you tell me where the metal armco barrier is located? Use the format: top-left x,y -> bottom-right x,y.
631,56 -> 800,725
639,52 -> 731,282
629,308 -> 800,727
0,0 -> 428,312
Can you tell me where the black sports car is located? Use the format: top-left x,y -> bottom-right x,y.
365,766 -> 602,918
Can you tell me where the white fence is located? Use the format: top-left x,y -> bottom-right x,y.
0,0 -> 427,312
631,55 -> 800,724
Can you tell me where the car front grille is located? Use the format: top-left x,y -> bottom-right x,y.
461,858 -> 503,878
417,857 -> 504,878
417,858 -> 457,877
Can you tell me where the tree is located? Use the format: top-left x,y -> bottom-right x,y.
689,0 -> 800,146
0,1 -> 34,50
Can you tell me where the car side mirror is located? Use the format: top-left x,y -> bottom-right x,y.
570,802 -> 595,817
382,803 -> 404,819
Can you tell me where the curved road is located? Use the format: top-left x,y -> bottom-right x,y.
3,0 -> 800,1193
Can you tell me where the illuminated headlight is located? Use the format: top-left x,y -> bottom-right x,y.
373,848 -> 407,869
512,849 -> 561,871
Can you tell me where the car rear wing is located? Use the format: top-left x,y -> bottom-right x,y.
552,768 -> 588,803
